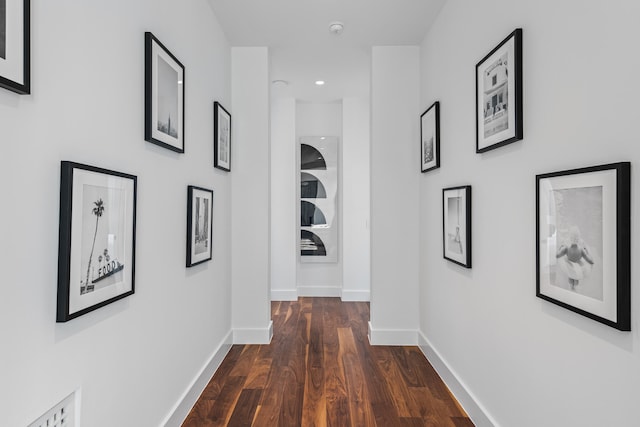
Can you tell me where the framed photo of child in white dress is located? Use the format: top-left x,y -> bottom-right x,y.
443,185 -> 471,268
536,162 -> 630,331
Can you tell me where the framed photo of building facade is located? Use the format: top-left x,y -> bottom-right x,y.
57,162 -> 137,322
0,0 -> 30,94
536,162 -> 630,330
145,32 -> 185,153
421,101 -> 440,173
476,28 -> 522,153
443,185 -> 471,268
186,185 -> 213,267
214,101 -> 231,171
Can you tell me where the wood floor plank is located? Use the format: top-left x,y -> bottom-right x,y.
227,389 -> 262,427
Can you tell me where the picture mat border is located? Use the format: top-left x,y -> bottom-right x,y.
144,31 -> 185,153
442,185 -> 472,268
0,0 -> 29,94
213,101 -> 231,171
186,185 -> 214,267
57,161 -> 137,322
420,100 -> 440,173
535,162 -> 630,331
475,28 -> 522,153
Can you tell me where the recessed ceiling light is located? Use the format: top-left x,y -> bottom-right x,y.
329,21 -> 344,35
272,79 -> 289,87
315,80 -> 325,86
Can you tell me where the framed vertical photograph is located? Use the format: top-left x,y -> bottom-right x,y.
536,162 -> 630,331
476,28 -> 522,153
420,101 -> 440,173
186,185 -> 213,267
443,185 -> 472,268
214,101 -> 231,171
57,162 -> 137,322
0,0 -> 30,94
145,31 -> 185,153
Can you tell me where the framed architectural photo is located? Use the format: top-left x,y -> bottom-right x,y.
0,0 -> 30,94
214,101 -> 231,171
421,101 -> 440,173
536,162 -> 630,331
186,185 -> 213,267
476,28 -> 522,153
57,162 -> 137,322
443,185 -> 472,268
145,32 -> 185,153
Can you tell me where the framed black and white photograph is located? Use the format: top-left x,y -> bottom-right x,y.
536,162 -> 630,331
214,101 -> 231,171
57,162 -> 137,322
476,28 -> 522,153
421,101 -> 440,173
0,0 -> 30,94
145,31 -> 184,153
443,185 -> 471,268
186,185 -> 213,267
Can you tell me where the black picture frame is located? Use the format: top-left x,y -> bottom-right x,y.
186,185 -> 213,267
420,101 -> 440,173
0,0 -> 30,94
145,32 -> 185,153
214,101 -> 231,171
443,185 -> 472,268
57,161 -> 137,322
536,162 -> 630,331
476,28 -> 522,153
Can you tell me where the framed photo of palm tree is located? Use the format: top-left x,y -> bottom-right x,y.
57,161 -> 137,322
186,185 -> 213,267
443,185 -> 472,268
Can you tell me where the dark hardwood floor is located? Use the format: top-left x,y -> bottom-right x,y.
183,297 -> 473,426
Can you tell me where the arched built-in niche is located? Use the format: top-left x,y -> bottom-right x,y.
301,172 -> 327,198
300,230 -> 327,256
301,201 -> 327,226
301,144 -> 327,170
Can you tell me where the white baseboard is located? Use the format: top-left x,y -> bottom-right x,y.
341,289 -> 370,301
418,331 -> 497,427
297,286 -> 341,297
233,320 -> 274,344
271,289 -> 298,301
368,321 -> 418,345
162,330 -> 233,427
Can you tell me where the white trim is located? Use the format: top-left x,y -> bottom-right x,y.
162,330 -> 233,427
418,331 -> 498,427
233,320 -> 274,344
271,289 -> 298,301
341,289 -> 370,301
297,286 -> 341,297
368,321 -> 418,345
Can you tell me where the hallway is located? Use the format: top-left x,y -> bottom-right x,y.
183,298 -> 473,426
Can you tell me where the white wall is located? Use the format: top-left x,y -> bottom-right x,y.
231,47 -> 273,343
0,1 -> 233,426
296,102 -> 344,295
342,97 -> 371,301
370,46 -> 420,344
270,97 -> 298,300
419,1 -> 640,426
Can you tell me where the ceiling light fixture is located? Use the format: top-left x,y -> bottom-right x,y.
315,80 -> 325,86
329,21 -> 344,35
271,79 -> 289,87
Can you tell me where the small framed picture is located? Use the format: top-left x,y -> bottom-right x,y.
536,162 -> 630,330
214,101 -> 231,171
186,185 -> 213,267
57,162 -> 137,322
420,101 -> 440,173
443,185 -> 472,268
476,28 -> 522,153
145,32 -> 185,153
0,0 -> 30,94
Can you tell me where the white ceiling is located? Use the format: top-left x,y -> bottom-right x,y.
208,0 -> 447,102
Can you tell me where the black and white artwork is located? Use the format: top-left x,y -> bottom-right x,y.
537,162 -> 630,330
300,136 -> 338,263
0,0 -> 29,94
443,185 -> 471,268
476,28 -> 522,153
187,186 -> 213,267
421,101 -> 440,173
145,32 -> 184,153
57,162 -> 137,322
214,102 -> 231,171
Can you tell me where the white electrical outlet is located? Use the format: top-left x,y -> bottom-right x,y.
28,390 -> 80,427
